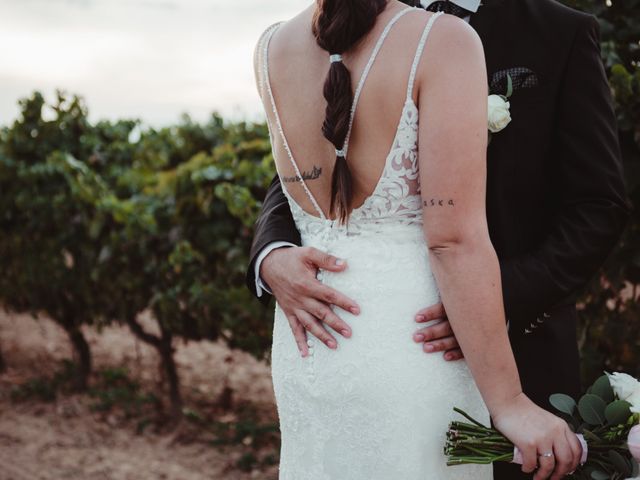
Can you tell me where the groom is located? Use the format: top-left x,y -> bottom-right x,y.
246,0 -> 630,478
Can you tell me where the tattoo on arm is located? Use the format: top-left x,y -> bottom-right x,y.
423,198 -> 455,208
282,165 -> 323,183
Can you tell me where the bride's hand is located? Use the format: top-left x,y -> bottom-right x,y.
261,246 -> 359,356
492,393 -> 583,480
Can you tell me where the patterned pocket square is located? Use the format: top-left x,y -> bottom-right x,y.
490,67 -> 539,96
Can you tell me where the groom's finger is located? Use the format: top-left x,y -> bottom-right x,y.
305,299 -> 352,338
304,247 -> 348,273
315,283 -> 360,315
422,336 -> 458,354
443,348 -> 464,361
286,314 -> 309,358
295,309 -> 338,350
415,302 -> 446,323
413,319 -> 452,342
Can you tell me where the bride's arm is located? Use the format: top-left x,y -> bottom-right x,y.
415,15 -> 581,480
416,15 -> 519,419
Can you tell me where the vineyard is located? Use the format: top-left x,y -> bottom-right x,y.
0,0 -> 638,478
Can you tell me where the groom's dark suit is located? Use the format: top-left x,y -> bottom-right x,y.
247,0 -> 631,478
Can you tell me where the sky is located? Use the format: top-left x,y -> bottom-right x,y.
0,0 -> 304,127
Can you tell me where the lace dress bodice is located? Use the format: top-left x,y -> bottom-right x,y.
259,7 -> 442,241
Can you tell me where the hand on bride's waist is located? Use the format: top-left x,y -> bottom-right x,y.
261,246 -> 359,357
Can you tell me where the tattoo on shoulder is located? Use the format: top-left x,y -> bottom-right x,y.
423,198 -> 455,208
282,165 -> 323,183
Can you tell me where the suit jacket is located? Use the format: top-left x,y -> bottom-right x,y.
246,0 -> 631,429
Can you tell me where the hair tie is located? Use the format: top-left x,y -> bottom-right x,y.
329,54 -> 343,64
335,148 -> 346,158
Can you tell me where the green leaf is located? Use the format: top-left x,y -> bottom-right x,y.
604,400 -> 632,426
591,375 -> 615,403
578,394 -> 607,426
550,393 -> 577,415
506,73 -> 513,98
608,450 -> 632,476
590,471 -> 609,480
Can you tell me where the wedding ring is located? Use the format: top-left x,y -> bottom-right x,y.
539,452 -> 554,458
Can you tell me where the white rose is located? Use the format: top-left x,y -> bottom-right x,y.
607,372 -> 640,412
487,94 -> 512,133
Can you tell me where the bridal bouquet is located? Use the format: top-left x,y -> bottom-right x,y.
445,372 -> 640,479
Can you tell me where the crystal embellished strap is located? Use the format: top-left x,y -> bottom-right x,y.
261,23 -> 327,219
407,11 -> 444,101
342,6 -> 417,159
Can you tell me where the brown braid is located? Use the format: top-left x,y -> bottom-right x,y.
312,0 -> 388,223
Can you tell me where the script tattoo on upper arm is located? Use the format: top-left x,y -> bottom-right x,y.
282,165 -> 323,183
423,198 -> 455,208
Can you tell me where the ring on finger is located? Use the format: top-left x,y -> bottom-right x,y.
538,452 -> 554,458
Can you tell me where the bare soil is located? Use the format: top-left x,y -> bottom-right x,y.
0,310 -> 280,480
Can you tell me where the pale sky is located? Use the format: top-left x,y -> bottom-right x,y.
0,0 -> 305,127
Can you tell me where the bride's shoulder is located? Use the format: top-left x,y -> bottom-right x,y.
252,21 -> 286,80
411,12 -> 486,100
416,12 -> 484,75
426,11 -> 481,46
254,22 -> 284,57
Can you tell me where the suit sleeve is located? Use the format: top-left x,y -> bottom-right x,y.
246,174 -> 302,304
500,15 -> 632,325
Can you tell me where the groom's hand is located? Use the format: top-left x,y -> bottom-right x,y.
261,246 -> 359,357
413,303 -> 464,361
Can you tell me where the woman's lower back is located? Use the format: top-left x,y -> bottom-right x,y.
271,226 -> 492,479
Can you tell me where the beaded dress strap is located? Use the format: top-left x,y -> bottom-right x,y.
341,6 -> 416,159
406,11 -> 444,101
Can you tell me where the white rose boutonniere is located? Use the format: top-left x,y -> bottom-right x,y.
487,74 -> 513,137
488,94 -> 512,133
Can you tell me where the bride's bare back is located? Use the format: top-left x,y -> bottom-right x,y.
255,1 -> 438,219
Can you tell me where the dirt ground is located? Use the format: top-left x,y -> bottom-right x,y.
0,310 -> 280,480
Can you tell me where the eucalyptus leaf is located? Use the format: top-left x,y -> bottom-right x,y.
605,400 -> 632,426
578,394 -> 607,426
592,375 -> 615,403
550,393 -> 577,415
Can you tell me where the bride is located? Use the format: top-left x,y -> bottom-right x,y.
253,1 -> 582,478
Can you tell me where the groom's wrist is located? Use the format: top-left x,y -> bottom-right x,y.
254,241 -> 296,297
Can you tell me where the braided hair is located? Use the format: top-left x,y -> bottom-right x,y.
312,0 -> 388,223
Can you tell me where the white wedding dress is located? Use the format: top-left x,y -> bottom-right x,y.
258,7 -> 492,480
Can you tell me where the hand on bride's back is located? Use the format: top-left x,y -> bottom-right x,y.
261,246 -> 360,356
492,393 -> 583,480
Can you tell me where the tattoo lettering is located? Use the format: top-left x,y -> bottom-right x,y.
422,198 -> 455,208
282,165 -> 323,183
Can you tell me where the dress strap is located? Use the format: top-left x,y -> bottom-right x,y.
261,22 -> 327,219
406,11 -> 444,101
342,6 -> 416,159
